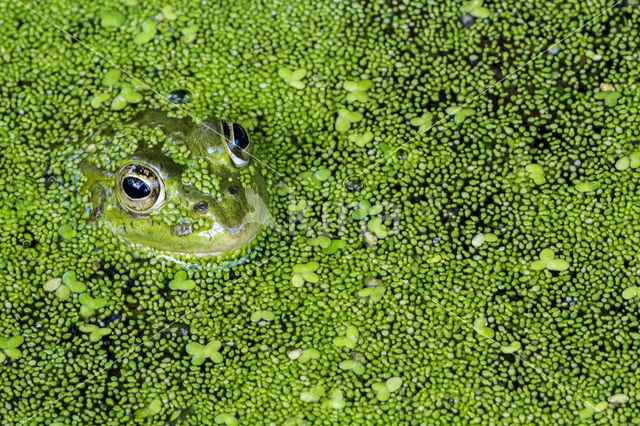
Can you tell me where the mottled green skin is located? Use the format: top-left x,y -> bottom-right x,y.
84,111 -> 269,255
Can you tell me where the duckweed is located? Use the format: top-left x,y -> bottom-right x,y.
0,336 -> 24,363
186,340 -> 223,365
3,0 -> 640,423
79,324 -> 111,342
278,68 -> 307,89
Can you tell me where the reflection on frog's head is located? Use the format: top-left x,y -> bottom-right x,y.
83,110 -> 269,256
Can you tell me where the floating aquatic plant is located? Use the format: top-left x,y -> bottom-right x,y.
300,385 -> 325,403
186,340 -> 223,365
214,413 -> 239,426
409,112 -> 433,133
460,0 -> 490,18
473,317 -> 494,339
335,109 -> 363,132
250,310 -> 275,322
343,79 -> 373,103
79,324 -> 111,342
58,224 -> 75,239
348,131 -> 374,147
78,293 -> 107,318
333,325 -> 358,349
133,19 -> 156,45
595,90 -> 621,107
531,248 -> 570,272
371,377 -> 402,401
339,359 -> 365,375
98,10 -> 125,29
0,335 -> 24,362
500,341 -> 521,354
471,232 -> 498,247
322,388 -> 345,409
525,163 -> 545,185
291,262 -> 320,287
622,286 -> 639,300
278,68 -> 307,89
615,151 -> 640,171
134,398 -> 162,419
169,270 -> 196,291
43,272 -> 86,301
446,105 -> 475,123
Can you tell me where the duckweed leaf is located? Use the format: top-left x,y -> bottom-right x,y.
134,398 -> 162,419
291,262 -> 320,286
385,376 -> 402,392
367,217 -> 388,238
348,131 -> 374,147
133,19 -> 156,45
333,325 -> 358,349
547,259 -> 570,271
55,285 -> 71,301
595,91 -> 621,107
371,382 -> 390,401
357,285 -> 386,303
90,93 -> 110,108
532,249 -> 570,272
169,270 -> 196,291
300,385 -> 325,402
251,310 -> 275,322
314,168 -> 331,181
575,182 -> 599,192
322,388 -> 345,409
307,236 -> 331,249
622,286 -> 639,300
103,69 -> 121,86
62,271 -> 86,293
278,68 -> 306,89
525,163 -> 545,185
43,278 -> 62,292
181,25 -> 198,43
214,413 -> 239,426
608,394 -> 629,405
335,109 -> 363,132
322,239 -> 347,254
297,348 -> 320,363
446,105 -> 475,123
187,340 -> 223,365
615,156 -> 630,171
460,0 -> 490,18
58,224 -> 75,239
339,359 -> 365,375
99,10 -> 125,29
79,324 -> 111,342
409,112 -> 433,133
473,317 -> 494,339
500,341 -> 521,354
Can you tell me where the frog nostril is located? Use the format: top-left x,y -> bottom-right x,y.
228,185 -> 239,195
193,201 -> 208,213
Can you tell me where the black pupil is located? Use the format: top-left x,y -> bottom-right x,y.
123,176 -> 151,199
232,123 -> 249,150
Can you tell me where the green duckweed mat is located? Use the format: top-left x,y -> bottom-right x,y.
1,0 -> 640,424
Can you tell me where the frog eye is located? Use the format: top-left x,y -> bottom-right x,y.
116,163 -> 166,213
222,121 -> 251,168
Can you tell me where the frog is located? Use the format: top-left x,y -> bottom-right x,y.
82,110 -> 269,256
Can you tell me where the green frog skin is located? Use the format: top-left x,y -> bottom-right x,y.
83,110 -> 269,256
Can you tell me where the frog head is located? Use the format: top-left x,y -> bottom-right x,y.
83,110 -> 269,256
